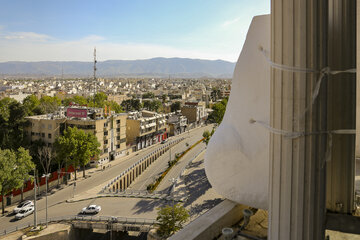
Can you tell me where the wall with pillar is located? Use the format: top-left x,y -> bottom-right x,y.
104,138 -> 184,192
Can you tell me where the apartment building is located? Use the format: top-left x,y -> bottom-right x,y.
126,110 -> 167,151
181,101 -> 207,127
25,106 -> 128,161
168,113 -> 188,136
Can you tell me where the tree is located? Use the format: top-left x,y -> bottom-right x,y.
143,100 -> 163,112
54,127 -> 79,182
156,204 -> 189,238
88,92 -> 108,108
54,127 -> 100,180
75,130 -> 100,178
63,95 -> 88,106
105,100 -> 123,113
203,128 -> 215,145
170,101 -> 181,112
0,98 -> 28,150
208,98 -> 228,124
161,94 -> 167,103
142,92 -> 155,99
0,148 -> 35,214
23,94 -> 41,116
121,99 -> 142,112
34,96 -> 61,114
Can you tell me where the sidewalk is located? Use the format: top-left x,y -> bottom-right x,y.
171,148 -> 224,220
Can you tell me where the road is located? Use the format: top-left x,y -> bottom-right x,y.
0,125 -> 213,232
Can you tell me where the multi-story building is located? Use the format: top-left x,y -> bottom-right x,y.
25,106 -> 128,162
126,110 -> 167,151
181,101 -> 207,127
168,113 -> 188,136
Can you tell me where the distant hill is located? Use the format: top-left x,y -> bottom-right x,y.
0,57 -> 235,78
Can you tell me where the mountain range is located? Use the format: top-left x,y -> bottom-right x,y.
0,57 -> 236,78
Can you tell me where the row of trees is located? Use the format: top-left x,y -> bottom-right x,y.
207,97 -> 228,124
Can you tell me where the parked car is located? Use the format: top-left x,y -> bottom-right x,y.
161,139 -> 168,144
80,205 -> 101,214
13,200 -> 34,214
15,206 -> 34,220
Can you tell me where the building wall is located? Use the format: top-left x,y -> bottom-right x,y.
181,107 -> 197,123
126,119 -> 140,145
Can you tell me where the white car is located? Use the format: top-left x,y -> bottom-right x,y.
15,206 -> 34,220
81,205 -> 101,214
13,200 -> 34,214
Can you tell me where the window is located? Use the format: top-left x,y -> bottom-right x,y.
117,128 -> 120,132
41,133 -> 45,137
104,140 -> 108,144
41,124 -> 45,129
104,123 -> 108,128
48,124 -> 52,130
116,144 -> 120,149
116,120 -> 120,124
48,133 -> 52,139
31,132 -> 34,136
104,131 -> 108,136
104,148 -> 108,153
117,136 -> 120,140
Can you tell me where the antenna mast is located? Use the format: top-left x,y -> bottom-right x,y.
93,47 -> 97,104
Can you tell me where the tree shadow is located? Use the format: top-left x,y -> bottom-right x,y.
181,168 -> 211,207
189,198 -> 223,216
131,199 -> 171,215
187,159 -> 203,169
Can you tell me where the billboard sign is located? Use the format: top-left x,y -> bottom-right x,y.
67,108 -> 87,118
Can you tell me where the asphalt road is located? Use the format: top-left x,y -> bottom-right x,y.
0,125 -> 213,232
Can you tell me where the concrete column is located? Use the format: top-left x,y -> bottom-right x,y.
269,0 -> 327,239
119,179 -> 123,191
326,0 -> 356,214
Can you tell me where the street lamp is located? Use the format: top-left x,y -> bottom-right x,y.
42,173 -> 51,228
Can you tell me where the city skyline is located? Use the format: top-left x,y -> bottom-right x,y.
0,0 -> 269,62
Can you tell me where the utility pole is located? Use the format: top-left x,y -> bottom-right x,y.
43,173 -> 50,228
33,168 -> 37,229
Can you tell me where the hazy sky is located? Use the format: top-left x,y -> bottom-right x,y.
0,0 -> 269,62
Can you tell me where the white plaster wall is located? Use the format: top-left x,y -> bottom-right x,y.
204,15 -> 270,210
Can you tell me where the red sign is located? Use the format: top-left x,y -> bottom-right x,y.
67,108 -> 87,118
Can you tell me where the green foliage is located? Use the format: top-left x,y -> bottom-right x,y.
170,101 -> 181,112
208,98 -> 228,124
121,99 -> 142,112
38,96 -> 61,114
161,94 -> 167,103
202,128 -> 215,145
142,92 -> 155,99
54,127 -> 100,179
105,100 -> 123,113
156,204 -> 189,238
87,92 -> 108,108
0,98 -> 28,150
0,147 -> 35,213
23,95 -> 42,116
143,100 -> 163,112
62,95 -> 88,106
210,88 -> 221,102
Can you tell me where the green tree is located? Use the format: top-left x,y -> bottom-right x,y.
0,98 -> 28,150
161,94 -> 167,103
121,99 -> 142,112
0,148 -> 35,214
202,128 -> 215,145
23,94 -> 41,116
142,92 -> 155,99
38,96 -> 61,114
87,92 -> 108,108
105,100 -> 123,113
75,130 -> 100,178
170,101 -> 181,112
156,204 -> 189,238
143,100 -> 163,112
208,98 -> 228,124
54,127 -> 79,182
54,127 -> 100,180
63,95 -> 88,106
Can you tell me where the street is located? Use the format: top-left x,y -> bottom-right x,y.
0,125 -> 214,232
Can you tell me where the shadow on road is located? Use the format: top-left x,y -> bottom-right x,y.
131,199 -> 170,215
189,198 -> 223,216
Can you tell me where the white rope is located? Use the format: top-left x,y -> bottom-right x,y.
260,46 -> 356,119
250,118 -> 356,139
